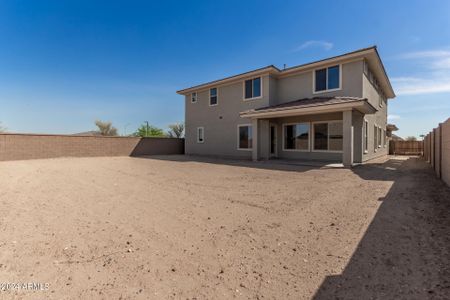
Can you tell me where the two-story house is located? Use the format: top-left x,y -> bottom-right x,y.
177,46 -> 395,166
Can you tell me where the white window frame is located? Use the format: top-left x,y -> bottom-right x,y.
243,76 -> 263,101
197,127 -> 204,143
282,122 -> 311,152
191,92 -> 197,103
378,127 -> 382,148
237,124 -> 253,151
312,64 -> 342,94
363,119 -> 369,153
374,124 -> 378,152
379,94 -> 384,108
311,120 -> 343,153
209,88 -> 218,106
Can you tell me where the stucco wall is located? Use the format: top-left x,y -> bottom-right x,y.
185,75 -> 271,158
352,110 -> 364,163
274,60 -> 364,104
361,74 -> 389,162
0,134 -> 184,161
183,58 -> 389,162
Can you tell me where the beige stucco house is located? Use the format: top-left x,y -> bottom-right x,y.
177,46 -> 395,166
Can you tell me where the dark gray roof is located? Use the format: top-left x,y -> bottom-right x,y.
241,97 -> 369,115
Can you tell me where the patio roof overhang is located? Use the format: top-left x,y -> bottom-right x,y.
240,97 -> 376,119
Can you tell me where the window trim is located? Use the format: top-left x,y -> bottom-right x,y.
312,64 -> 342,94
209,88 -> 218,106
243,76 -> 263,101
374,124 -> 378,152
191,92 -> 197,103
363,119 -> 369,154
237,124 -> 253,151
379,94 -> 384,108
197,127 -> 204,143
311,120 -> 344,153
378,127 -> 382,148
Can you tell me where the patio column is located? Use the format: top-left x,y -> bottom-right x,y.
252,118 -> 258,161
342,110 -> 354,167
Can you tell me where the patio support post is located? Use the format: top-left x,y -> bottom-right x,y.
343,110 -> 354,167
252,118 -> 258,161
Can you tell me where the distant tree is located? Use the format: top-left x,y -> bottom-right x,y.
405,136 -> 417,141
95,120 -> 118,136
0,122 -> 6,133
167,123 -> 184,138
134,123 -> 165,137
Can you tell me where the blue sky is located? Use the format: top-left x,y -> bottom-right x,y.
0,0 -> 449,137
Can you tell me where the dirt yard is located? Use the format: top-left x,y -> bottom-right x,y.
0,155 -> 448,299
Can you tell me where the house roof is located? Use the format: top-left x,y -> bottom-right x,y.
177,46 -> 395,98
240,97 -> 376,118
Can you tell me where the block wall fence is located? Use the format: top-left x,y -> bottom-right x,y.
423,118 -> 450,186
0,133 -> 184,161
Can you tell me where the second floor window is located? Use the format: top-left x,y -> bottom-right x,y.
191,92 -> 197,103
374,125 -> 378,151
209,88 -> 218,106
315,65 -> 340,92
244,77 -> 261,100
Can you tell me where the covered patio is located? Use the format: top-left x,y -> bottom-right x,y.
239,97 -> 377,167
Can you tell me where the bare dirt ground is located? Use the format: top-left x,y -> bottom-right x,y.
0,155 -> 448,299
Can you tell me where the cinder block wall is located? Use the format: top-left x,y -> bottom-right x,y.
0,134 -> 184,161
442,119 -> 450,186
423,118 -> 450,187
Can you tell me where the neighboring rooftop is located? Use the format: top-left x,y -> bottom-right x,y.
177,46 -> 395,98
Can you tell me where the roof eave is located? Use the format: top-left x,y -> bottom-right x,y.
176,66 -> 280,95
240,100 -> 375,119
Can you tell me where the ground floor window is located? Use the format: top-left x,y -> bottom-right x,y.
197,127 -> 204,143
374,125 -> 378,151
313,121 -> 343,151
238,125 -> 252,150
283,123 -> 310,150
364,120 -> 369,153
378,127 -> 382,148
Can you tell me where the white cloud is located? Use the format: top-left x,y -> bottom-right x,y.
391,75 -> 450,95
293,40 -> 333,52
393,48 -> 450,95
388,114 -> 401,120
400,50 -> 450,59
